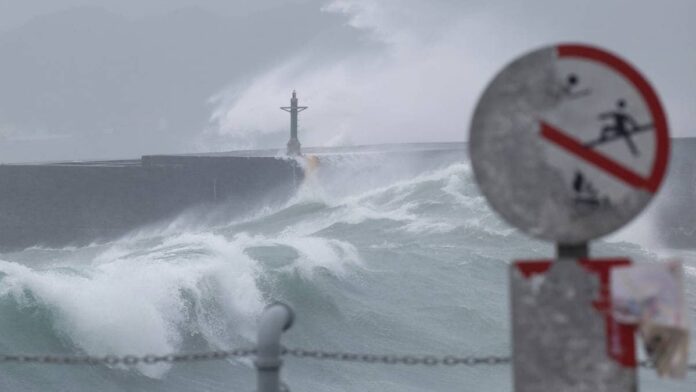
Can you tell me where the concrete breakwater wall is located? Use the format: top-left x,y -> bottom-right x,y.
0,155 -> 302,251
654,138 -> 696,249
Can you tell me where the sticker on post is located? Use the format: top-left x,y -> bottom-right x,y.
611,261 -> 690,378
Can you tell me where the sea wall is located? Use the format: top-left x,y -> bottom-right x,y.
0,155 -> 302,251
653,138 -> 696,249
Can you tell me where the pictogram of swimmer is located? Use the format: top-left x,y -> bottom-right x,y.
561,73 -> 591,99
585,99 -> 653,156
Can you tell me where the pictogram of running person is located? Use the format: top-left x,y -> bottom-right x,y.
585,99 -> 653,156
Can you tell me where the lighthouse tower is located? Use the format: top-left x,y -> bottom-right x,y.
280,90 -> 308,156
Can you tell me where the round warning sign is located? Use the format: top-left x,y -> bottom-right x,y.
469,44 -> 669,243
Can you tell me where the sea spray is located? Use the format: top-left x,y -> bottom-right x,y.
0,148 -> 692,391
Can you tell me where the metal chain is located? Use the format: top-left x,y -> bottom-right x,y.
283,348 -> 696,372
0,348 -> 694,372
0,348 -> 256,365
282,347 -> 510,366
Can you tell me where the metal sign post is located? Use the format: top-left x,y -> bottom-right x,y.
511,257 -> 637,391
469,43 -> 670,391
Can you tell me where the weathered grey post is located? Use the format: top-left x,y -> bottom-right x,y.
255,303 -> 294,392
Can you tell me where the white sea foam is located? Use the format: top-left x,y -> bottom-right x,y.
0,233 -> 263,378
0,224 -> 366,379
403,219 -> 457,234
685,265 -> 696,278
106,162 -> 487,251
232,232 -> 362,277
279,162 -> 492,238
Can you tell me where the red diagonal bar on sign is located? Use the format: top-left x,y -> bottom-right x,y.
557,44 -> 668,194
540,121 -> 653,192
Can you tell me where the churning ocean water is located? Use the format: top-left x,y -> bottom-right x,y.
0,144 -> 693,391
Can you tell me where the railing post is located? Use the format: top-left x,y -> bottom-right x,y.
255,302 -> 294,392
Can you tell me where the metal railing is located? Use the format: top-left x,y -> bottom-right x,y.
0,302 -> 693,392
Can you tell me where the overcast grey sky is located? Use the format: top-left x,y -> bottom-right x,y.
0,0 -> 694,162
